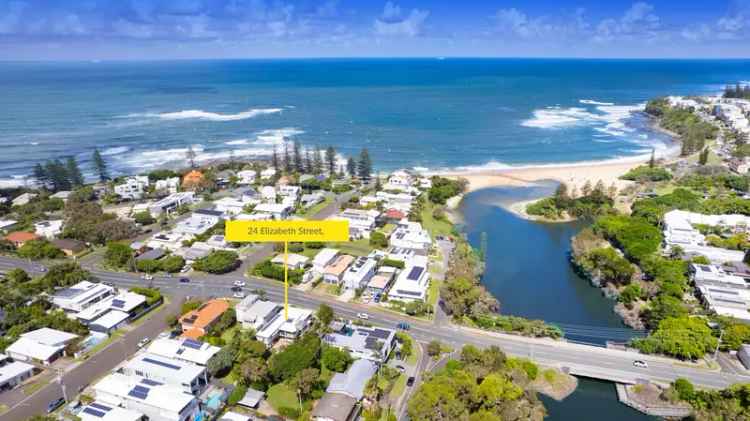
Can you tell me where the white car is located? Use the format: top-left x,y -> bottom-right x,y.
233,280 -> 246,287
633,360 -> 648,368
137,337 -> 150,348
141,274 -> 153,281
357,313 -> 369,320
233,291 -> 246,299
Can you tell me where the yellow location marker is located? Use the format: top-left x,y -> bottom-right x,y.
226,220 -> 350,319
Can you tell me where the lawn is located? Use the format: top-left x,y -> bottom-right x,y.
389,374 -> 408,401
329,238 -> 372,256
300,196 -> 334,218
267,382 -> 301,413
426,279 -> 442,309
420,200 -> 454,237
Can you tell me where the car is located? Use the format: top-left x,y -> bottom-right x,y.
357,313 -> 369,320
137,337 -> 150,348
233,280 -> 246,287
395,365 -> 406,373
179,277 -> 190,283
406,376 -> 416,387
633,360 -> 648,368
180,265 -> 191,273
373,294 -> 382,303
141,274 -> 153,280
47,397 -> 65,413
397,322 -> 410,330
233,291 -> 246,299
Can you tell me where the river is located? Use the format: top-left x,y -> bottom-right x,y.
457,184 -> 653,419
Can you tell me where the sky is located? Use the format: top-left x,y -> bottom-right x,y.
1,0 -> 749,60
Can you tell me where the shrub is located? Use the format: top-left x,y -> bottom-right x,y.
620,166 -> 672,182
369,231 -> 388,248
193,250 -> 240,274
160,255 -> 185,273
17,239 -> 64,260
136,259 -> 161,273
104,242 -> 133,269
252,260 -> 304,284
133,211 -> 155,226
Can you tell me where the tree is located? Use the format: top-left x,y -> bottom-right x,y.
136,259 -> 161,273
92,148 -> 109,181
44,159 -> 71,192
207,346 -> 235,377
104,242 -> 134,269
4,268 -> 30,284
65,156 -> 84,187
632,316 -> 717,359
673,378 -> 695,401
581,180 -> 592,196
346,156 -> 356,177
699,148 -> 709,165
160,255 -> 186,273
649,148 -> 656,168
304,148 -> 313,174
17,239 -> 64,260
293,140 -> 303,173
291,368 -> 320,400
369,231 -> 388,248
32,163 -> 48,189
357,148 -> 372,181
427,340 -> 442,357
240,357 -> 269,387
313,146 -> 324,175
317,303 -> 334,326
192,250 -> 240,274
477,373 -> 523,408
283,143 -> 292,173
133,211 -> 155,226
325,146 -> 336,175
269,333 -> 321,381
321,346 -> 352,372
374,172 -> 382,191
186,145 -> 197,168
272,145 -> 280,174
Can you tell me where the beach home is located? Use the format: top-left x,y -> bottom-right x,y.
0,219 -> 17,234
154,177 -> 180,194
334,209 -> 380,239
93,372 -> 200,421
260,168 -> 276,180
4,231 -> 39,247
147,337 -> 220,367
6,328 -> 78,365
301,192 -> 324,208
312,248 -> 339,276
323,254 -> 355,284
173,209 -> 222,235
149,192 -> 195,216
389,255 -> 430,302
79,402 -> 144,421
322,325 -> 396,362
260,186 -> 276,202
179,299 -> 230,340
11,193 -> 36,207
181,170 -> 205,191
33,219 -> 63,239
235,295 -> 313,345
312,359 -> 378,421
50,190 -> 72,201
121,352 -> 208,395
236,170 -> 256,185
114,176 -> 150,200
271,253 -> 309,270
342,257 -> 377,290
389,220 -> 432,252
0,354 -> 35,392
147,231 -> 194,252
52,280 -> 116,314
51,239 -> 86,256
253,203 -> 292,220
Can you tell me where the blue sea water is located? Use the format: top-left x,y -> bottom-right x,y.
1,58 -> 750,184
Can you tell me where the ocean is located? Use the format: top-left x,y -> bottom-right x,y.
1,58 -> 749,184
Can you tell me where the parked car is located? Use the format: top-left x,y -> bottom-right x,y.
407,376 -> 416,387
137,337 -> 150,348
47,397 -> 65,413
633,360 -> 648,368
233,280 -> 246,287
357,313 -> 369,320
397,322 -> 410,330
395,365 -> 406,373
141,274 -> 153,281
179,277 -> 190,283
373,294 -> 382,303
233,291 -> 246,299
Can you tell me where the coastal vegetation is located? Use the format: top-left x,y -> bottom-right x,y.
525,181 -> 615,220
407,345 -> 546,421
663,377 -> 750,420
723,83 -> 750,100
619,165 -> 672,182
644,98 -> 718,155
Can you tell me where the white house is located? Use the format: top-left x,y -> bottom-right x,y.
312,248 -> 339,276
260,168 -> 276,180
213,197 -> 258,217
34,219 -> 63,239
301,192 -> 324,208
6,328 -> 78,365
93,372 -> 200,421
389,255 -> 430,302
389,220 -> 431,252
147,337 -> 220,367
322,325 -> 396,362
0,354 -> 35,392
271,253 -> 309,270
0,219 -> 18,234
663,210 -> 747,263
260,186 -> 276,202
383,170 -> 414,191
79,402 -> 144,421
121,353 -> 208,395
173,209 -> 222,235
254,203 -> 291,220
154,177 -> 180,194
149,192 -> 195,216
52,281 -> 116,314
114,176 -> 150,200
333,209 -> 379,239
236,170 -> 256,185
235,295 -> 312,345
323,255 -> 355,284
342,257 -> 377,290
12,193 -> 37,207
278,185 -> 301,200
147,231 -> 194,252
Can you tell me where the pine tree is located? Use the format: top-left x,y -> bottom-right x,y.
283,143 -> 292,173
313,146 -> 324,175
32,163 -> 48,189
357,148 -> 372,181
346,157 -> 356,177
304,149 -> 313,174
271,146 -> 279,174
45,159 -> 71,192
699,148 -> 709,165
374,172 -> 382,191
581,180 -> 592,197
325,146 -> 336,176
293,140 -> 303,173
649,148 -> 655,168
92,148 -> 109,182
186,146 -> 197,168
66,156 -> 84,187
608,183 -> 618,198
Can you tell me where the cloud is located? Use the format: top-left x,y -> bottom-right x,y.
374,2 -> 429,37
594,2 -> 661,42
491,7 -> 588,40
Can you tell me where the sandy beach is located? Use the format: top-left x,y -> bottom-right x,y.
442,160 -> 643,193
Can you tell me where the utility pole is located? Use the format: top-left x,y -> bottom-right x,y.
56,368 -> 68,403
713,329 -> 724,360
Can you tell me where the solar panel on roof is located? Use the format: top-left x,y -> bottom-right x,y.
111,299 -> 126,308
89,402 -> 112,411
133,385 -> 149,393
143,357 -> 181,370
407,266 -> 424,281
141,378 -> 162,386
182,338 -> 203,349
82,407 -> 106,418
128,387 -> 149,399
369,328 -> 391,339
